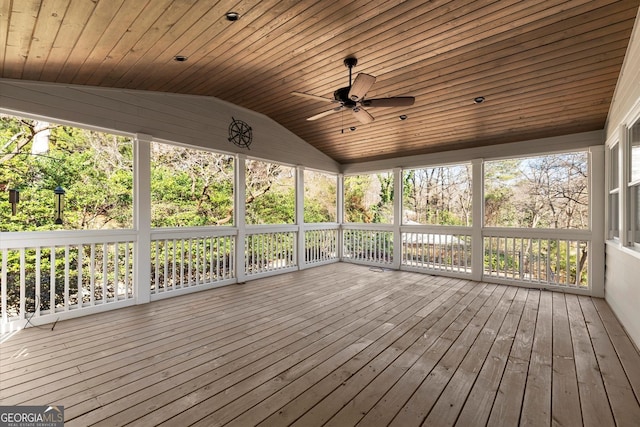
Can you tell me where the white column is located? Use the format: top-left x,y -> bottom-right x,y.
392,167 -> 402,270
134,133 -> 152,304
337,173 -> 344,261
296,166 -> 306,269
235,154 -> 247,283
590,145 -> 605,297
471,159 -> 484,282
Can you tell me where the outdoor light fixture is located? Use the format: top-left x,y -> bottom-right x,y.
54,186 -> 65,225
9,189 -> 19,216
350,126 -> 357,131
225,11 -> 240,21
399,115 -> 408,120
174,55 -> 188,62
474,96 -> 486,104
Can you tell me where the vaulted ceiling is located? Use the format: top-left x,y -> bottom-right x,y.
2,0 -> 639,164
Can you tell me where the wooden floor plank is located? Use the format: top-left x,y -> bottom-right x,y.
590,297 -> 640,399
1,264 -> 638,427
550,292 -> 583,426
234,280 -> 484,427
565,294 -> 615,427
453,287 -> 529,426
521,290 -> 553,426
579,296 -> 640,426
486,289 -> 540,427
323,283 -> 499,427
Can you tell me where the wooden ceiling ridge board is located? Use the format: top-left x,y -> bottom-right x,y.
73,0 -> 155,86
98,0 -> 196,88
20,0 -> 71,81
57,0 -> 127,83
108,0 -> 215,88
38,0 -> 98,82
157,0 -> 288,94
3,0 -> 41,79
83,0 -> 176,87
163,0 -> 325,95
112,0 -> 238,89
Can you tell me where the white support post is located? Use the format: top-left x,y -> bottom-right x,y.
235,154 -> 247,283
337,173 -> 344,261
134,133 -> 152,304
590,145 -> 605,297
471,159 -> 484,282
392,167 -> 402,270
296,166 -> 306,269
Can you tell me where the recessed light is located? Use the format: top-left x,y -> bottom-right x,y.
399,115 -> 408,120
225,11 -> 240,21
474,96 -> 485,104
174,55 -> 188,62
349,127 -> 357,131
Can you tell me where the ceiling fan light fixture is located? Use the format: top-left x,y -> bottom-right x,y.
225,11 -> 240,21
474,96 -> 485,104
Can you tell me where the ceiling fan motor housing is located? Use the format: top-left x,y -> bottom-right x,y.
334,87 -> 356,106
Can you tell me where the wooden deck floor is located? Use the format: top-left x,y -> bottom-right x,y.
1,263 -> 639,426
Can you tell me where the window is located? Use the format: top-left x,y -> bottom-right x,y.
245,159 -> 295,225
484,152 -> 589,229
402,163 -> 472,226
304,170 -> 337,223
629,121 -> 640,245
344,172 -> 393,223
609,143 -> 620,239
151,142 -> 234,227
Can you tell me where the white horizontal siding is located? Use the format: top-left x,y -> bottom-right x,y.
0,78 -> 340,172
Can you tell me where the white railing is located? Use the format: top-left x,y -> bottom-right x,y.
401,226 -> 472,275
1,230 -> 136,331
304,224 -> 339,265
244,226 -> 297,277
483,228 -> 590,290
342,225 -> 394,266
150,228 -> 235,297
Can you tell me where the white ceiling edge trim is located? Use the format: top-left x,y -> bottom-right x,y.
341,130 -> 605,174
0,78 -> 340,173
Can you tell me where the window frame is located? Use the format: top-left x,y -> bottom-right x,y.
627,119 -> 640,248
608,142 -> 620,240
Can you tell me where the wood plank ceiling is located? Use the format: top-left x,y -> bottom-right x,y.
1,0 -> 639,164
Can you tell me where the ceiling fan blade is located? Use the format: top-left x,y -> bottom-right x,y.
292,91 -> 335,103
361,96 -> 415,107
348,73 -> 376,101
352,107 -> 374,124
307,106 -> 343,121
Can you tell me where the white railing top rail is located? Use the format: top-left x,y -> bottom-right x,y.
342,223 -> 395,232
483,227 -> 591,240
0,229 -> 138,249
400,224 -> 472,234
150,226 -> 237,240
245,224 -> 298,233
302,223 -> 340,230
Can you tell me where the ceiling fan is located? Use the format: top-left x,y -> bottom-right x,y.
292,57 -> 415,124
